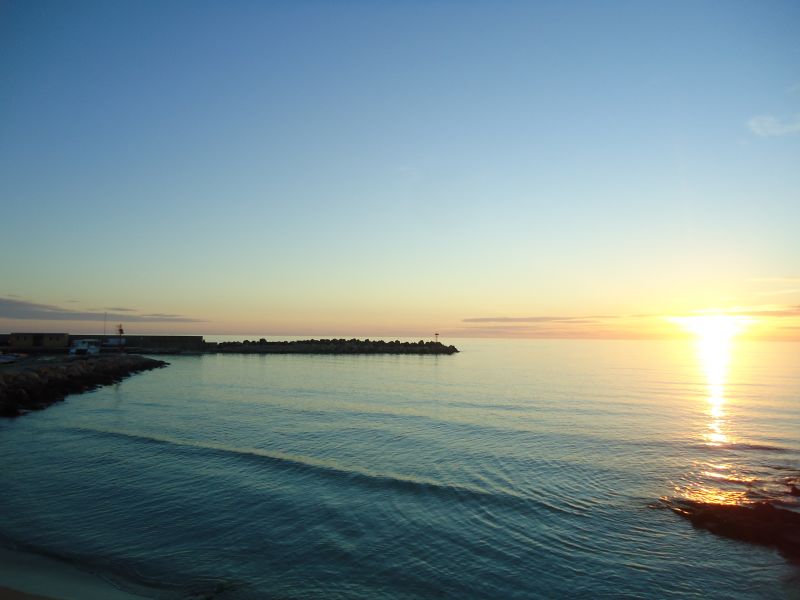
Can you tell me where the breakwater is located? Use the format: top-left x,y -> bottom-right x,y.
0,355 -> 168,417
213,338 -> 459,355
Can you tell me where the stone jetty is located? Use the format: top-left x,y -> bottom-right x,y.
213,338 -> 459,355
0,355 -> 168,417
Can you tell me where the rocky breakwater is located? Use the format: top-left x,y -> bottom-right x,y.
213,338 -> 459,355
0,355 -> 168,417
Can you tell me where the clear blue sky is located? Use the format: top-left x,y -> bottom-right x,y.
1,0 -> 799,337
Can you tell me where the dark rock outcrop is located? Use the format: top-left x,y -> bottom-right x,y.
0,355 -> 168,417
665,498 -> 800,560
212,338 -> 459,355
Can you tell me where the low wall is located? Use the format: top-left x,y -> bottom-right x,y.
69,335 -> 206,350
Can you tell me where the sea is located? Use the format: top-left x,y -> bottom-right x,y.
0,338 -> 798,599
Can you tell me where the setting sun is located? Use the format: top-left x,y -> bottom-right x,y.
670,315 -> 753,342
669,315 -> 755,376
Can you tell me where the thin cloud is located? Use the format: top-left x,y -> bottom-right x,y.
680,305 -> 800,318
105,306 -> 137,312
737,305 -> 800,317
747,114 -> 800,137
449,324 -> 654,340
755,288 -> 800,297
746,277 -> 800,297
463,315 -> 618,324
0,297 -> 203,323
465,307 -> 800,325
748,277 -> 800,283
452,307 -> 800,340
457,314 -> 652,339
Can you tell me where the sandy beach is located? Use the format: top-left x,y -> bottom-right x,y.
0,586 -> 53,600
0,547 -> 148,600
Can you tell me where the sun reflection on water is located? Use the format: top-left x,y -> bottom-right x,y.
671,315 -> 752,446
670,315 -> 754,505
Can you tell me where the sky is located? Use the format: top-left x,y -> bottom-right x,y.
1,0 -> 799,339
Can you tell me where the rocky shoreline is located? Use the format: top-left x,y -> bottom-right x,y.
663,497 -> 800,561
0,355 -> 168,418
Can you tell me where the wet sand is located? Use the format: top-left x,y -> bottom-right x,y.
0,586 -> 54,600
0,547 -> 148,600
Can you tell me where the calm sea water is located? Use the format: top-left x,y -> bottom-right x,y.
1,339 -> 798,599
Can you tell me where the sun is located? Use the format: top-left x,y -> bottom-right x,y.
670,314 -> 753,342
672,315 -> 750,386
669,316 -> 753,384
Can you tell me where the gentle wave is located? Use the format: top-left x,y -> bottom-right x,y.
688,441 -> 791,453
67,426 -> 579,517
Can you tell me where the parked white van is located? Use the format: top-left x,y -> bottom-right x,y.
69,339 -> 101,355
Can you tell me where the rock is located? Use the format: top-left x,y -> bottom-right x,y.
0,355 -> 168,418
667,498 -> 800,559
214,338 -> 460,355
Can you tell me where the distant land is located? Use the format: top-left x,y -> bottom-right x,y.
0,334 -> 459,355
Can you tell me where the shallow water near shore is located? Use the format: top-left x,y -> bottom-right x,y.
0,339 -> 798,599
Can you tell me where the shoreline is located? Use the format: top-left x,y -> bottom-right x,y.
0,586 -> 54,600
0,546 -> 150,600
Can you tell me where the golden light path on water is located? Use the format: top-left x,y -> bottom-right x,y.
670,315 -> 755,505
